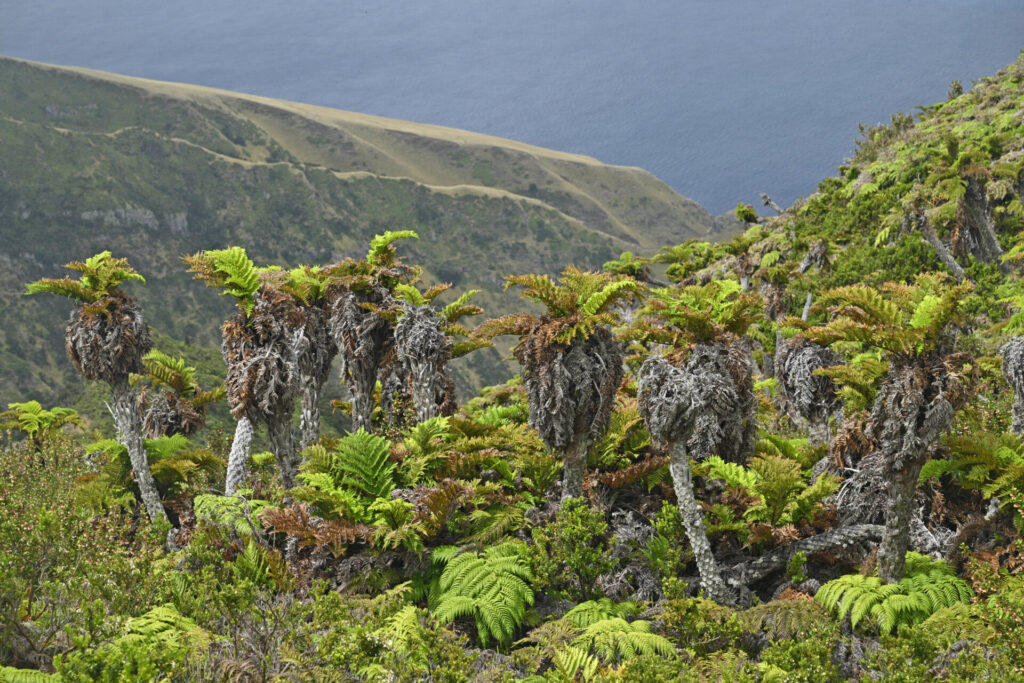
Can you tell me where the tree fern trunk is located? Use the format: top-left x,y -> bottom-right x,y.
225,416 -> 254,495
876,463 -> 922,583
808,416 -> 831,448
560,433 -> 591,501
299,382 -> 321,451
964,178 -> 1007,271
349,359 -> 376,434
669,441 -> 731,604
411,361 -> 439,424
801,292 -> 813,322
268,414 -> 299,490
918,214 -> 966,282
110,378 -> 167,524
730,523 -> 884,586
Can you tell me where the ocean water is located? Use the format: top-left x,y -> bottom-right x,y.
1,0 -> 1021,214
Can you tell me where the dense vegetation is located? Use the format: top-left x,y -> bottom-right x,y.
4,53 -> 1024,682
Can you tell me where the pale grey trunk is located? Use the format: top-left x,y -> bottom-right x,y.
1012,394 -> 1024,438
268,415 -> 299,490
1001,336 -> 1024,437
299,383 -> 321,451
808,415 -> 831,448
225,416 -> 254,495
876,464 -> 921,583
964,178 -> 1007,270
411,361 -> 439,423
801,292 -> 813,322
110,378 -> 167,525
349,359 -> 376,434
730,523 -> 884,587
918,214 -> 966,282
669,441 -> 731,604
560,433 -> 591,501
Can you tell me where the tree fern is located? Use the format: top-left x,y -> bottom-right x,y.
0,401 -> 81,444
571,617 -> 675,663
432,542 -> 534,648
25,251 -> 145,303
182,246 -> 261,314
367,229 -> 419,267
815,553 -> 973,634
193,493 -> 270,536
0,667 -> 58,682
562,598 -> 639,628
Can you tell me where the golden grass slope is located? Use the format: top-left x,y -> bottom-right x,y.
1,56 -> 715,249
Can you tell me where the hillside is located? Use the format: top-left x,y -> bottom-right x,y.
0,56 -> 733,413
4,49 -> 1024,683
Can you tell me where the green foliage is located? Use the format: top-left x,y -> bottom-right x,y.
0,438 -> 170,675
698,454 -> 839,528
531,498 -> 615,601
182,246 -> 260,315
926,432 -> 1024,529
657,580 -> 746,656
294,429 -> 396,523
815,553 -> 973,634
571,617 -> 675,663
0,668 -> 57,682
797,275 -> 971,361
481,266 -> 639,345
0,401 -> 81,445
756,628 -> 841,683
632,279 -> 762,347
602,251 -> 652,280
193,493 -> 270,537
55,604 -> 209,682
735,203 -> 759,223
133,349 -> 224,407
812,349 -> 888,412
562,599 -> 640,628
432,542 -> 534,648
367,229 -> 418,268
25,251 -> 145,303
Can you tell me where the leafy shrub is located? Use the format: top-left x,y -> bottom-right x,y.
531,498 -> 615,601
755,627 -> 840,682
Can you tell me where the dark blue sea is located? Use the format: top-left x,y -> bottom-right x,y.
1,0 -> 1022,215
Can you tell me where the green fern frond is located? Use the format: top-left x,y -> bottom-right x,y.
581,280 -> 641,316
816,553 -> 972,634
572,617 -> 675,663
562,599 -> 639,628
433,542 -> 534,648
367,229 -> 419,267
183,246 -> 260,314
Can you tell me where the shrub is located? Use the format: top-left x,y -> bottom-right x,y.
531,498 -> 616,601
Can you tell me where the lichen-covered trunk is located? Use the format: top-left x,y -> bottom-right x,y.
917,214 -> 966,282
964,178 -> 1007,269
669,441 -> 731,604
410,360 -> 440,423
1002,336 -> 1024,437
268,414 -> 299,490
877,462 -> 923,583
560,432 -> 591,501
110,378 -> 167,524
808,415 -> 831,448
299,383 -> 321,451
349,359 -> 376,434
225,416 -> 254,495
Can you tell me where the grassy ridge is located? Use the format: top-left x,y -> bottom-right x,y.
0,56 -> 728,416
